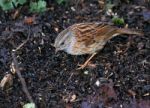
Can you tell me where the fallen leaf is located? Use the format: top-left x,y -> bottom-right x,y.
0,74 -> 13,90
24,16 -> 35,25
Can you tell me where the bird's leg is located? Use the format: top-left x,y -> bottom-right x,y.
77,52 -> 97,70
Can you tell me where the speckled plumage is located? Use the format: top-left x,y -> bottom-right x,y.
54,22 -> 143,55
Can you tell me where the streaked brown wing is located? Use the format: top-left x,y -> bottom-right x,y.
70,22 -> 118,46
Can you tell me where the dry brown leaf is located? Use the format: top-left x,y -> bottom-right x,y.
24,16 -> 35,25
0,74 -> 13,90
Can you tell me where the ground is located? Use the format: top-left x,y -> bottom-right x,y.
0,0 -> 149,108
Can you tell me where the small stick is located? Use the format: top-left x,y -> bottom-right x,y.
11,27 -> 34,104
11,51 -> 33,103
15,28 -> 30,51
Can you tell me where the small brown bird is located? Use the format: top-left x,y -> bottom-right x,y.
54,22 -> 143,69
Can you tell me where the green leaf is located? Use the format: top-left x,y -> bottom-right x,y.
17,0 -> 26,5
30,0 -> 47,13
112,17 -> 125,25
0,0 -> 26,11
0,0 -> 14,11
37,0 -> 46,11
23,103 -> 35,108
12,0 -> 26,6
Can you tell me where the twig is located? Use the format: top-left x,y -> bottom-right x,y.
11,27 -> 34,103
15,28 -> 30,51
12,51 -> 33,103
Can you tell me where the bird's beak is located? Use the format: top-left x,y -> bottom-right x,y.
50,44 -> 58,54
55,48 -> 61,54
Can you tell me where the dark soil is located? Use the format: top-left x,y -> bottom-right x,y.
0,0 -> 149,108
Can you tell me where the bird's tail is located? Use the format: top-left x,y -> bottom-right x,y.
116,28 -> 144,36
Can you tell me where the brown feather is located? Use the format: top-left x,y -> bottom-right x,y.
54,22 -> 143,55
70,23 -> 143,47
